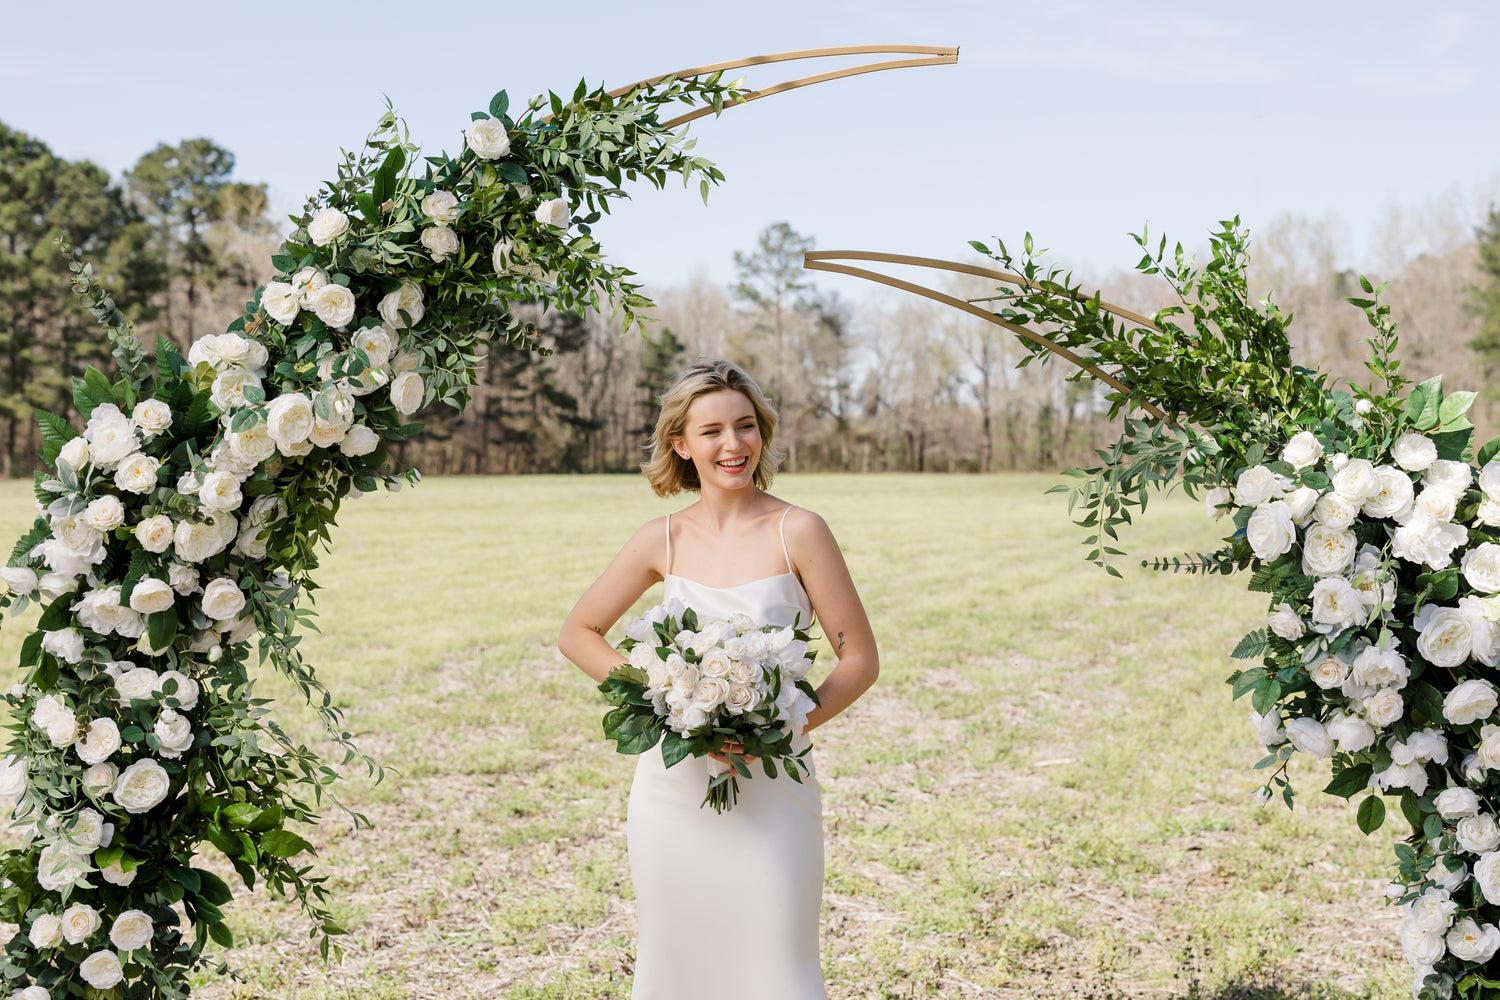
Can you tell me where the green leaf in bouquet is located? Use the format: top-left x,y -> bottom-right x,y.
762,756 -> 778,779
260,830 -> 315,858
681,607 -> 699,632
1432,427 -> 1473,462
119,548 -> 151,607
1323,761 -> 1373,799
1230,630 -> 1267,660
147,607 -> 179,650
1230,666 -> 1267,700
1415,568 -> 1460,604
498,162 -> 529,185
1250,676 -> 1281,715
1356,794 -> 1385,835
660,733 -> 696,770
1423,811 -> 1444,842
83,366 -> 117,407
489,90 -> 510,118
1410,681 -> 1445,727
1440,390 -> 1477,426
1405,375 -> 1442,430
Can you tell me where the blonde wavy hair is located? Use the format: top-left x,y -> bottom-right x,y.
643,359 -> 783,497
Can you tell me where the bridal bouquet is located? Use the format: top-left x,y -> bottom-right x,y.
599,599 -> 819,812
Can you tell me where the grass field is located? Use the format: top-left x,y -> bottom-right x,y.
0,474 -> 1407,999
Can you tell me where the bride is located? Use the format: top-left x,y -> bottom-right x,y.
558,358 -> 879,999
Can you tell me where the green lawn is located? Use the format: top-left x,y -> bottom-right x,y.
0,475 -> 1405,999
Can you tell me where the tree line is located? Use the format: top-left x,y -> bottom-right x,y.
5,121 -> 1500,478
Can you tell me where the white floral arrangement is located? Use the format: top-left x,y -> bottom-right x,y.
600,600 -> 819,812
0,73 -> 743,998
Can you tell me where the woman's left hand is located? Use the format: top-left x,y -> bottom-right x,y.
708,740 -> 758,765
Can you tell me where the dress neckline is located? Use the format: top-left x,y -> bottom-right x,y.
664,571 -> 802,594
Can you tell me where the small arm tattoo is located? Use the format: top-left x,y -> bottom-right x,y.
837,631 -> 846,651
588,625 -> 605,636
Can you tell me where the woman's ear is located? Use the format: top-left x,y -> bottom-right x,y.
670,435 -> 689,460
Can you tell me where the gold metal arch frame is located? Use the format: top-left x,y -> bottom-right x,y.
546,45 -> 959,128
802,250 -> 1167,420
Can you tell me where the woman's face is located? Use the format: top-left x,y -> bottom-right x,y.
672,389 -> 762,490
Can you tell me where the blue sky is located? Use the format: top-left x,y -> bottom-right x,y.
4,1 -> 1497,297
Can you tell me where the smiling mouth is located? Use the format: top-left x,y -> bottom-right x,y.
718,457 -> 748,470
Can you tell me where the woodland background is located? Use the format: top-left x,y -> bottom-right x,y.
6,119 -> 1500,479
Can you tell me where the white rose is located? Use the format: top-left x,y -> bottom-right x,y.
1326,712 -> 1375,752
78,950 -> 122,990
1479,461 -> 1500,500
311,284 -> 356,330
29,912 -> 63,949
1464,543 -> 1500,593
420,225 -> 460,262
153,708 -> 193,759
41,628 -> 85,665
1394,510 -> 1468,570
112,455 -> 159,498
307,207 -> 350,246
200,577 -> 246,621
32,694 -> 65,730
265,393 -> 315,452
75,718 -> 121,765
209,367 -> 260,412
339,425 -> 380,457
227,422 -> 276,466
109,909 -> 153,951
1265,602 -> 1304,640
1477,851 -> 1500,906
1363,465 -> 1415,520
197,470 -> 243,513
1426,459 -> 1473,494
1204,485 -> 1232,519
87,418 -> 139,468
534,197 -> 571,229
174,519 -> 222,564
1394,729 -> 1449,765
61,903 -> 101,944
36,841 -> 89,891
1283,717 -> 1333,758
1409,887 -> 1458,934
1313,492 -> 1358,530
1435,786 -> 1482,821
1234,465 -> 1282,506
115,666 -> 161,705
1282,486 -> 1319,524
1448,917 -> 1500,963
1392,433 -> 1439,472
83,495 -> 125,532
352,326 -> 394,369
724,683 -> 757,714
1332,458 -> 1381,502
465,116 -> 512,159
1282,430 -> 1323,470
112,759 -> 170,814
100,859 -> 136,886
1365,687 -> 1406,728
291,267 -> 327,307
81,762 -> 117,797
1459,815 -> 1500,855
0,755 -> 26,796
1249,709 -> 1284,747
1416,486 -> 1460,523
1246,501 -> 1295,561
168,562 -> 200,596
58,435 -> 91,472
44,706 -> 79,747
157,670 -> 198,710
261,281 -> 301,325
1301,523 -> 1356,577
1445,679 -> 1499,726
1308,578 -> 1362,631
691,676 -> 730,712
422,189 -> 460,223
125,577 -> 173,616
1465,752 -> 1488,784
1480,724 -> 1500,772
1416,604 -> 1474,668
389,372 -> 425,415
1374,760 -> 1429,796
629,643 -> 658,672
378,281 -> 425,329
1307,656 -> 1348,690
1351,643 -> 1408,689
698,649 -> 733,679
0,565 -> 37,596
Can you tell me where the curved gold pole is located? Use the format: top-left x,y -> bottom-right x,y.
802,251 -> 1166,420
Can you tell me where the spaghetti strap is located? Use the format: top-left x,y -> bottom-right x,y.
778,505 -> 794,575
665,512 -> 673,575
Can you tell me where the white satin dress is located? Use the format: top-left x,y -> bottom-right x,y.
626,507 -> 826,999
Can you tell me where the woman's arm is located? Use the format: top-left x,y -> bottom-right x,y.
787,508 -> 879,733
558,518 -> 665,684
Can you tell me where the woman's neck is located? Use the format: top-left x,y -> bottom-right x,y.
692,483 -> 771,531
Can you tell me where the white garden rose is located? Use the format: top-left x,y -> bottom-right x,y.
1265,602 -> 1304,641
29,912 -> 62,949
1301,523 -> 1357,577
113,452 -> 160,494
1393,510 -> 1468,570
266,392 -> 315,451
1304,654 -> 1346,690
78,950 -> 122,990
210,367 -> 261,412
1308,578 -> 1362,631
1204,485 -> 1232,519
1365,687 -> 1406,728
1233,465 -> 1281,506
1459,815 -> 1500,855
87,415 -> 139,468
1351,643 -> 1408,689
1395,728 -> 1449,765
261,281 -> 301,325
157,670 -> 198,710
0,565 -> 37,596
1283,717 -> 1333,758
1480,725 -> 1500,771
168,562 -> 200,596
58,435 -> 90,472
378,281 -> 425,329
227,421 -> 277,465
1447,918 -> 1500,963
1416,604 -> 1475,668
109,909 -> 153,951
127,577 -> 174,615
1481,460 -> 1500,500
1464,543 -> 1500,593
1374,760 -> 1428,796
291,266 -> 328,306
1278,486 -> 1316,524
100,859 -> 136,886
465,116 -> 512,158
41,628 -> 85,664
307,207 -> 350,246
339,425 -> 379,457
1435,786 -> 1482,821
422,189 -> 459,223
198,470 -> 243,512
115,666 -> 160,705
691,676 -> 730,711
112,759 -> 169,814
1362,465 -> 1415,520
1466,753 -> 1488,784
1426,459 -> 1473,494
1392,433 -> 1439,472
1445,678 -> 1499,726
390,372 -> 425,415
1313,492 -> 1358,530
1416,486 -> 1460,523
61,903 -> 100,944
1246,501 -> 1295,560
1249,709 -> 1284,747
200,577 -> 246,620
1282,430 -> 1323,470
75,718 -> 120,765
420,225 -> 459,261
1409,887 -> 1458,934
724,683 -> 757,714
174,518 -> 227,564
352,326 -> 394,368
698,648 -> 733,679
234,522 -> 268,559
312,284 -> 356,330
83,495 -> 125,531
1332,458 -> 1381,502
51,515 -> 104,562
1464,594 -> 1500,666
0,755 -> 26,795
1326,712 -> 1375,752
153,709 -> 193,758
534,197 -> 571,228
1477,851 -> 1500,906
32,693 -> 65,730
36,841 -> 88,890
217,331 -> 250,364
80,762 -> 117,797
44,707 -> 78,747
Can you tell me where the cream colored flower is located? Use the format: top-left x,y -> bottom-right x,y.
307,207 -> 350,246
420,225 -> 459,262
112,759 -> 170,814
465,117 -> 512,159
78,950 -> 123,990
311,284 -> 356,330
261,281 -> 301,325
